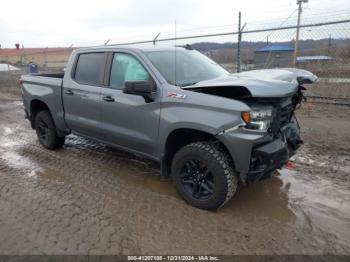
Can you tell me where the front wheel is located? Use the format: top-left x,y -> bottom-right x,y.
35,110 -> 65,150
171,141 -> 238,210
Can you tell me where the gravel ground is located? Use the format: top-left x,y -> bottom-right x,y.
0,94 -> 349,255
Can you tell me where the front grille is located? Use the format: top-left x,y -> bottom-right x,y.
279,103 -> 294,126
270,100 -> 295,137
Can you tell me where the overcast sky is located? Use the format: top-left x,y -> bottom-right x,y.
0,0 -> 349,48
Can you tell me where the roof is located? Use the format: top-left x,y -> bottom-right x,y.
297,56 -> 333,62
0,47 -> 73,57
255,44 -> 295,52
71,45 -> 192,56
77,45 -> 188,52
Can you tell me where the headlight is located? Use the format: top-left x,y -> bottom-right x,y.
241,107 -> 274,131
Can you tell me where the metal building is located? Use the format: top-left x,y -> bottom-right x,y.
254,44 -> 294,69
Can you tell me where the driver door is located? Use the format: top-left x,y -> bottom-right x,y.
100,52 -> 161,158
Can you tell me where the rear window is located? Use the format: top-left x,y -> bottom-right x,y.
74,53 -> 105,85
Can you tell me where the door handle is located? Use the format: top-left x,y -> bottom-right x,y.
65,90 -> 74,95
102,95 -> 115,102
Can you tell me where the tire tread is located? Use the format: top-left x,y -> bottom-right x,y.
171,141 -> 238,210
35,110 -> 65,150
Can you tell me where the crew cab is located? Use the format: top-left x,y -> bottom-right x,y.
21,46 -> 317,210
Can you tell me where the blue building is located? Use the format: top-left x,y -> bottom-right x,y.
254,44 -> 295,69
297,56 -> 334,64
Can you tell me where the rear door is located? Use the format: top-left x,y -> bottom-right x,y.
100,52 -> 161,158
63,52 -> 107,139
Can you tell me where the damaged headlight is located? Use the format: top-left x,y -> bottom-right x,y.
241,107 -> 274,131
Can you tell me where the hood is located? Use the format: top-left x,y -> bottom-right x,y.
182,68 -> 317,98
235,68 -> 318,85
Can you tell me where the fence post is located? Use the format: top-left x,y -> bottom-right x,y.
237,11 -> 242,73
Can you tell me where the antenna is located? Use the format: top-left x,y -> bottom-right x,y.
174,20 -> 177,86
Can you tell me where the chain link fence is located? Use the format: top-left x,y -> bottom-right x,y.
236,19 -> 350,100
0,65 -> 23,95
1,19 -> 349,102
0,48 -> 72,95
192,19 -> 350,101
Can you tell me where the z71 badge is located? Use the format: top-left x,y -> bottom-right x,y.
166,92 -> 187,100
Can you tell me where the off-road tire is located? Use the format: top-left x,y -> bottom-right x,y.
34,110 -> 65,150
171,141 -> 238,210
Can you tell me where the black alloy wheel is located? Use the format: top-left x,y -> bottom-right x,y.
34,110 -> 65,150
37,119 -> 51,144
180,159 -> 215,200
171,141 -> 238,210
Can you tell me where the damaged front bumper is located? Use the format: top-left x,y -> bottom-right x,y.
217,117 -> 302,185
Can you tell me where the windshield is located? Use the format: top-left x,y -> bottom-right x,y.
144,49 -> 229,86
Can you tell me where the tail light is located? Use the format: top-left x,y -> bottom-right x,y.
19,79 -> 24,96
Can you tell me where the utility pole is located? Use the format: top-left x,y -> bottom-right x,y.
293,0 -> 308,67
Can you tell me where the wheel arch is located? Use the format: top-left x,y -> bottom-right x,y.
29,99 -> 51,129
161,127 -> 234,176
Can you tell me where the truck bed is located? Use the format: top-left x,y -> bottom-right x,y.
21,73 -> 66,133
21,73 -> 64,89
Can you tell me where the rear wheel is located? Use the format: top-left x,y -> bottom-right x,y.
171,141 -> 238,210
35,110 -> 65,150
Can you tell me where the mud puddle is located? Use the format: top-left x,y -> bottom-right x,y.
32,161 -> 350,245
2,123 -> 350,241
222,169 -> 350,248
223,173 -> 295,222
279,169 -> 350,247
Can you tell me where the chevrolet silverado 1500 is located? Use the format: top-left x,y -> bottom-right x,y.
21,46 -> 317,210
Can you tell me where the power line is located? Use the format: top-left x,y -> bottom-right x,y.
262,8 -> 298,68
265,8 -> 298,39
245,10 -> 350,26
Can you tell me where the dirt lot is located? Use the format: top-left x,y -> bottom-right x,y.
0,93 -> 349,255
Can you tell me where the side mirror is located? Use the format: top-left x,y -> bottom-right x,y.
123,80 -> 156,102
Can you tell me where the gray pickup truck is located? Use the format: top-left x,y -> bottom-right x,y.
21,45 -> 317,210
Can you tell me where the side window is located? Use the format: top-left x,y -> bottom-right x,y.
110,53 -> 149,88
74,53 -> 105,85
